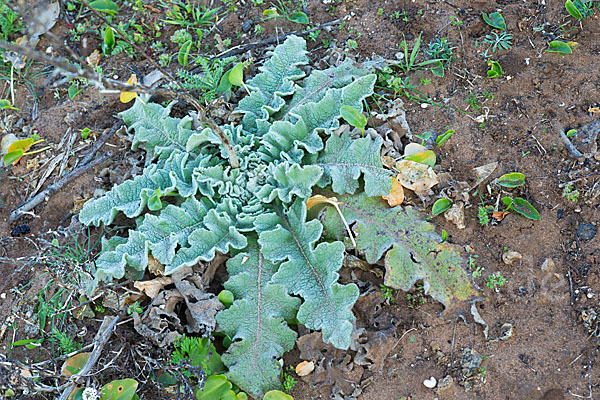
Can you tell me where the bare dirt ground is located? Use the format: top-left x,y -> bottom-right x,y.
1,0 -> 600,399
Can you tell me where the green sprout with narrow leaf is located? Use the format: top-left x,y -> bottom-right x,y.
486,60 -> 503,78
79,36 -> 479,398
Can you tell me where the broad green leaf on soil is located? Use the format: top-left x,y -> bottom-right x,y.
217,239 -> 300,398
88,0 -> 118,15
314,133 -> 391,197
547,40 -> 576,55
497,172 -> 525,188
512,197 -> 540,220
195,375 -> 232,400
100,379 -> 138,400
257,200 -> 359,349
60,353 -> 91,376
263,391 -> 293,400
289,11 -> 309,24
432,198 -> 452,215
481,11 -> 506,30
319,192 -> 479,316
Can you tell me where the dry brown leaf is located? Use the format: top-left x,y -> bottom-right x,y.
148,254 -> 165,276
396,160 -> 438,192
296,360 -> 315,377
382,177 -> 404,207
473,161 -> 498,184
492,211 -> 510,221
85,50 -> 101,68
134,277 -> 174,298
381,155 -> 396,169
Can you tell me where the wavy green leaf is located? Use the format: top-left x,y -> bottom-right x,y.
315,133 -> 391,197
217,239 -> 300,398
257,200 -> 359,349
319,192 -> 479,316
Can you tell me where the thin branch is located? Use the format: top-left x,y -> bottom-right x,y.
10,151 -> 113,222
0,40 -> 174,96
57,316 -> 120,400
203,17 -> 345,64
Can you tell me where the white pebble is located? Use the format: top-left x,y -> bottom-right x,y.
420,103 -> 429,109
423,376 -> 437,389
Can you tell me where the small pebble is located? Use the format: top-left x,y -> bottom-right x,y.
502,250 -> 522,265
241,19 -> 253,33
421,103 -> 429,109
576,223 -> 597,241
541,258 -> 555,272
0,293 -> 6,299
423,376 -> 437,389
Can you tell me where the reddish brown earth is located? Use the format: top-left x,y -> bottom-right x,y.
1,0 -> 600,399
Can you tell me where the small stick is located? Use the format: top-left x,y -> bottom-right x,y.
559,129 -> 584,158
9,151 -> 113,222
57,316 -> 120,400
201,17 -> 345,64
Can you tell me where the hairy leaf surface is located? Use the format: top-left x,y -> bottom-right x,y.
257,201 -> 359,349
217,238 -> 300,398
320,192 -> 479,315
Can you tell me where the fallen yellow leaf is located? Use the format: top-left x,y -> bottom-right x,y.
306,194 -> 340,210
382,177 -> 404,207
120,74 -> 138,103
589,107 -> 599,115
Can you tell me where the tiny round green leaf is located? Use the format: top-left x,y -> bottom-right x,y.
435,129 -> 454,146
497,172 -> 525,188
3,149 -> 23,166
289,11 -> 309,24
263,391 -> 293,400
432,198 -> 452,216
218,290 -> 234,307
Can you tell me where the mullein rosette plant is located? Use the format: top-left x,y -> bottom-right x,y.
80,36 -> 478,398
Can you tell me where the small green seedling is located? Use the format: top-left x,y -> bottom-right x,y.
547,40 -> 576,55
497,172 -> 525,188
481,11 -> 506,30
281,366 -> 297,392
380,284 -> 396,304
478,206 -> 490,226
414,130 -> 432,145
81,128 -> 91,140
440,229 -> 448,242
565,0 -> 595,19
397,32 -> 444,74
486,272 -> 506,290
502,196 -> 540,220
562,184 -> 580,202
340,105 -> 367,135
486,60 -> 503,78
228,60 -> 251,93
102,26 -> 115,54
435,129 -> 454,146
432,198 -> 451,216
178,39 -> 193,66
127,301 -> 143,315
566,129 -> 578,137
